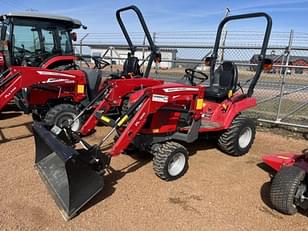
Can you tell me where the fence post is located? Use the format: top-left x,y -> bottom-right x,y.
142,34 -> 146,75
79,33 -> 89,66
152,32 -> 158,78
219,8 -> 230,62
276,29 -> 294,121
110,47 -> 113,72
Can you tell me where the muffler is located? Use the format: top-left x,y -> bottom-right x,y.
33,122 -> 104,220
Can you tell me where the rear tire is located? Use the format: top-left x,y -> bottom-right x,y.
152,142 -> 188,181
44,104 -> 82,132
270,166 -> 306,215
218,115 -> 256,156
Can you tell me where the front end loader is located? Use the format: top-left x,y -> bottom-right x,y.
33,10 -> 273,220
49,5 -> 164,136
33,83 -> 205,220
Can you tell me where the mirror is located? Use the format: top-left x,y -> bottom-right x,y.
70,32 -> 77,42
204,56 -> 212,66
263,58 -> 273,71
154,52 -> 161,63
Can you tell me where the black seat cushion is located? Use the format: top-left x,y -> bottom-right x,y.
204,61 -> 238,102
121,56 -> 142,77
205,86 -> 229,101
82,68 -> 103,100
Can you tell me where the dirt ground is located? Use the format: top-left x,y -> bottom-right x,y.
0,111 -> 308,231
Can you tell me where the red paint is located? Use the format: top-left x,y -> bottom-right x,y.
79,78 -> 164,135
0,66 -> 86,111
109,85 -> 205,156
262,153 -> 298,171
40,55 -> 78,69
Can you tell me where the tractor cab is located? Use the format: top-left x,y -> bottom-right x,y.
0,12 -> 83,71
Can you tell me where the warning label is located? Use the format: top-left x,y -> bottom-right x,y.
152,94 -> 169,103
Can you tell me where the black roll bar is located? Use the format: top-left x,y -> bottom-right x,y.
209,12 -> 272,97
116,5 -> 158,77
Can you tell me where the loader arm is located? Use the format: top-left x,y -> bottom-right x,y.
79,78 -> 164,135
0,66 -> 83,111
106,85 -> 205,156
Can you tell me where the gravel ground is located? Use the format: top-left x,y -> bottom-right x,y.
0,112 -> 307,231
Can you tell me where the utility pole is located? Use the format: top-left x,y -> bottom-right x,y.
219,8 -> 231,62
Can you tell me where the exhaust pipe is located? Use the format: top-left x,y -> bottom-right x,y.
33,122 -> 104,220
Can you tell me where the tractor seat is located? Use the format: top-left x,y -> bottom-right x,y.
82,68 -> 105,100
121,56 -> 142,77
204,61 -> 238,102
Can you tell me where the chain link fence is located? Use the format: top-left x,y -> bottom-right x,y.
74,30 -> 308,131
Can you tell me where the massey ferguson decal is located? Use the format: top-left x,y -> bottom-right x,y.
163,87 -> 199,93
4,86 -> 17,99
152,94 -> 169,103
36,71 -> 75,78
43,78 -> 75,83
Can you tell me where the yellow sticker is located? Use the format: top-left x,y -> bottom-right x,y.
117,115 -> 129,126
228,90 -> 233,98
101,115 -> 111,123
196,99 -> 203,110
77,85 -> 85,94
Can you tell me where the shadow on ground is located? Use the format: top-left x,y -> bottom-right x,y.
79,136 -> 221,216
79,151 -> 152,216
0,121 -> 33,144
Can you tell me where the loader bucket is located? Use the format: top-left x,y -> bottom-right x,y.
33,123 -> 104,220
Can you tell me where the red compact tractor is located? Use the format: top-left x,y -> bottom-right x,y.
0,12 -> 93,128
262,150 -> 308,215
0,8 -> 162,133
69,5 -> 164,135
33,12 -> 272,219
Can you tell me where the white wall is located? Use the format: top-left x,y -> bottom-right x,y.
91,48 -> 176,69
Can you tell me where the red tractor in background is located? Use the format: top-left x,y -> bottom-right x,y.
0,11 -> 92,127
52,5 -> 164,135
33,10 -> 273,220
0,12 -> 91,72
262,150 -> 308,215
0,9 -> 162,133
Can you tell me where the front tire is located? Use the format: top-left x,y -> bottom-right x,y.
152,142 -> 189,181
270,166 -> 306,215
218,115 -> 256,156
44,104 -> 82,132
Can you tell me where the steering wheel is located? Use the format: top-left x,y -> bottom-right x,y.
184,68 -> 209,86
14,46 -> 34,54
14,46 -> 41,66
92,57 -> 110,70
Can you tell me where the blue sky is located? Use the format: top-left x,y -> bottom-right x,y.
1,0 -> 308,33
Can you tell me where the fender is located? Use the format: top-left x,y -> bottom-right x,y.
0,66 -> 86,111
222,97 -> 256,129
262,153 -> 298,171
41,55 -> 78,69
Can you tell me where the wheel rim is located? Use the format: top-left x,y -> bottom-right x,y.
238,127 -> 252,149
295,183 -> 307,206
167,152 -> 186,177
56,113 -> 80,132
